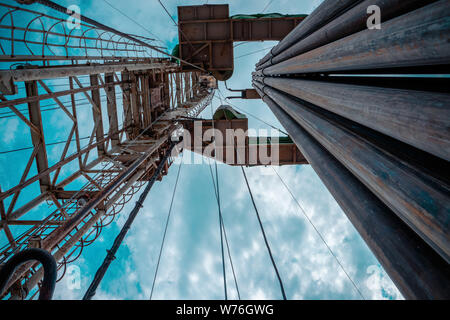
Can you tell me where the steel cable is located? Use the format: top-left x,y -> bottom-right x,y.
240,167 -> 287,300
149,159 -> 183,300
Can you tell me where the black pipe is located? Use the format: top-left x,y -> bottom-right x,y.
255,80 -> 450,263
253,81 -> 450,299
256,0 -> 361,67
0,248 -> 57,300
256,76 -> 450,161
257,0 -> 437,70
262,0 -> 450,76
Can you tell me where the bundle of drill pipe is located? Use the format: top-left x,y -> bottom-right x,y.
253,0 -> 450,300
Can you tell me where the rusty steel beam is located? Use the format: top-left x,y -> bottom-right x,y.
0,62 -> 176,95
142,75 -> 151,127
104,73 -> 120,147
175,73 -> 181,108
129,73 -> 141,137
2,138 -> 168,294
183,118 -> 307,166
226,89 -> 261,100
20,157 -> 159,297
258,76 -> 450,161
0,128 -> 124,202
25,81 -> 50,193
68,77 -> 83,169
121,72 -> 133,139
253,81 -> 450,299
1,89 -> 213,297
256,81 -> 450,263
0,79 -> 125,109
177,4 -> 305,80
261,0 -> 450,76
89,75 -> 106,156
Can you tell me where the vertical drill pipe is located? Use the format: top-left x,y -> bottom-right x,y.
257,76 -> 450,161
253,81 -> 450,299
256,0 -> 360,67
256,0 -> 437,70
255,82 -> 450,263
262,0 -> 450,76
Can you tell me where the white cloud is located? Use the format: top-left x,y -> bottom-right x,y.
1,118 -> 19,144
365,265 -> 403,300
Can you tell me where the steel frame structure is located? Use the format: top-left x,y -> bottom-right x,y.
0,2 -> 213,300
0,2 -> 163,64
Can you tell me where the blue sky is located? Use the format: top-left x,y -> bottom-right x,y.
0,0 -> 402,300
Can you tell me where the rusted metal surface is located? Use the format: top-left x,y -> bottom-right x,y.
0,1 -> 215,298
4,138 -> 166,295
177,4 -> 305,80
0,83 -> 213,299
253,0 -> 450,300
227,88 -> 260,99
256,82 -> 450,264
262,0 -> 450,75
89,74 -> 106,156
4,0 -> 204,72
231,16 -> 304,41
0,2 -> 162,64
182,118 -> 307,166
25,81 -> 50,193
253,82 -> 450,299
105,73 -> 120,147
0,62 -> 176,95
256,0 -> 360,68
258,76 -> 450,161
257,0 -> 437,70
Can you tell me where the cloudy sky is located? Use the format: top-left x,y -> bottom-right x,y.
0,0 -> 402,300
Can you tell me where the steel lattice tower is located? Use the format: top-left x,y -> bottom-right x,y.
0,1 -> 215,299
